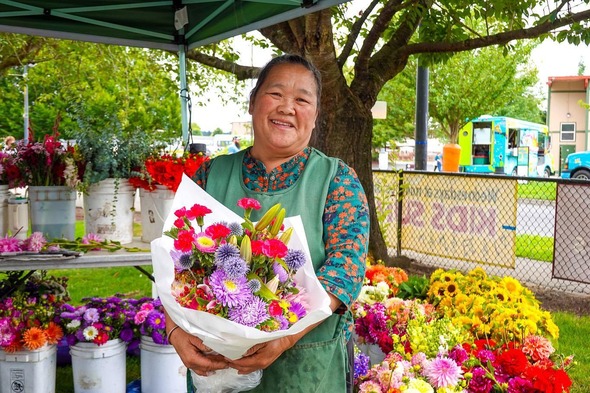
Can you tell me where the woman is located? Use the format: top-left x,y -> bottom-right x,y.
164,54 -> 369,392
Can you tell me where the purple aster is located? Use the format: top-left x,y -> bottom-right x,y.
222,256 -> 249,279
215,243 -> 240,266
146,311 -> 166,331
354,352 -> 370,379
289,302 -> 307,320
228,296 -> 269,327
83,308 -> 100,323
170,249 -> 193,270
120,327 -> 134,343
468,367 -> 494,393
284,249 -> 306,270
275,315 -> 289,330
152,330 -> 167,345
209,269 -> 252,308
272,262 -> 288,282
424,357 -> 463,388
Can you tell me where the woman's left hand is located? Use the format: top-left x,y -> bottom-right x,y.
227,336 -> 293,374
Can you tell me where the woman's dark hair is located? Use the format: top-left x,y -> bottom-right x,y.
249,54 -> 322,104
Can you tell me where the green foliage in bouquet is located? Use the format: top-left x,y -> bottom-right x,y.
396,275 -> 430,300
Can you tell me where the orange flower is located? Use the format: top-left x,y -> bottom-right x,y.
44,322 -> 64,344
22,327 -> 47,350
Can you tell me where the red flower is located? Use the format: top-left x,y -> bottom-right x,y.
237,198 -> 262,211
205,223 -> 231,240
174,230 -> 195,252
523,365 -> 572,393
251,240 -> 264,256
174,217 -> 186,229
261,239 -> 288,259
188,204 -> 212,220
131,152 -> 209,192
497,348 -> 529,376
93,331 -> 110,345
268,300 -> 283,317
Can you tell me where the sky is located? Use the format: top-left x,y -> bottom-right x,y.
191,26 -> 590,133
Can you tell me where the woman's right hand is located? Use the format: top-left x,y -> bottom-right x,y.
169,327 -> 229,376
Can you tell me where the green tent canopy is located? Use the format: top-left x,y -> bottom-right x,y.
0,0 -> 348,141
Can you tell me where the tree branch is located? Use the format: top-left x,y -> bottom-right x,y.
184,51 -> 259,80
337,0 -> 381,68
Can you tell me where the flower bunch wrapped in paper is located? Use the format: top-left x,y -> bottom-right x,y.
151,175 -> 332,391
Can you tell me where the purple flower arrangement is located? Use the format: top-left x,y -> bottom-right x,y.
58,296 -> 138,347
132,297 -> 168,345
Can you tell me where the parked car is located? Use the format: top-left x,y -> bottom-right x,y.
561,150 -> 590,179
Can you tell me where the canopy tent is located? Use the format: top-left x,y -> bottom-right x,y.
0,0 -> 348,142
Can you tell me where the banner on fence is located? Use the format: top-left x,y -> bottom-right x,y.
401,174 -> 517,268
554,183 -> 590,284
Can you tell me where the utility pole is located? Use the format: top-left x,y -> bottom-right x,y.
415,64 -> 429,170
23,64 -> 30,144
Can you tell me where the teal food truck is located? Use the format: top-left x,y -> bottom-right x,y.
458,115 -> 556,177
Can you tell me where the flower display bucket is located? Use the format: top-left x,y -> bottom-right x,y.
0,344 -> 57,393
139,186 -> 175,243
139,336 -> 187,393
69,339 -> 126,393
83,179 -> 136,244
28,185 -> 76,240
0,184 -> 10,237
7,197 -> 29,240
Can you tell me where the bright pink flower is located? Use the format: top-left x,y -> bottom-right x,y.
205,223 -> 231,240
237,198 -> 261,211
261,239 -> 288,259
174,230 -> 195,252
424,357 -> 463,388
187,204 -> 212,220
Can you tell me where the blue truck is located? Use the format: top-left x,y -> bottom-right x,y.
561,151 -> 590,179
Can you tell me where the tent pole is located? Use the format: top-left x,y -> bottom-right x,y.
179,44 -> 189,145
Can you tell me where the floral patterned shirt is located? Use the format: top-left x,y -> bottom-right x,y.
193,147 -> 369,313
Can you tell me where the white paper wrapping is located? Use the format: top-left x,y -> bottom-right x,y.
151,174 -> 332,359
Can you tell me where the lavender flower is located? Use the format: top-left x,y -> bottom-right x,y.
83,308 -> 100,323
354,352 -> 370,379
247,279 -> 261,293
209,269 -> 252,308
170,249 -> 193,270
284,249 -> 306,270
227,222 -> 243,237
228,297 -> 269,327
223,256 -> 249,279
272,262 -> 288,282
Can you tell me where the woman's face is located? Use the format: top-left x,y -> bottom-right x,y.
249,63 -> 319,159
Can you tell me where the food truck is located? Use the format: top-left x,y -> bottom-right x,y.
458,115 -> 556,177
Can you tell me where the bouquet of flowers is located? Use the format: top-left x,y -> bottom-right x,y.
0,150 -> 19,186
129,151 -> 209,192
0,271 -> 68,352
10,132 -> 82,189
151,174 -> 332,391
58,296 -> 138,347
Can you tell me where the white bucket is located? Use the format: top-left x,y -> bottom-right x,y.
83,178 -> 136,244
0,185 -> 10,237
139,186 -> 175,243
0,344 -> 57,393
28,186 -> 76,240
70,339 -> 126,393
7,197 -> 29,240
140,336 -> 187,393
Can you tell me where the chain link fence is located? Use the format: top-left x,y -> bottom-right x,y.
373,170 -> 590,295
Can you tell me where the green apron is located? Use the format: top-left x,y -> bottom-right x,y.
201,148 -> 349,392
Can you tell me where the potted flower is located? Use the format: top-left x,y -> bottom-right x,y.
131,297 -> 187,393
0,271 -> 69,393
129,150 -> 209,242
58,295 -> 138,392
0,150 -> 19,236
74,110 -> 155,244
9,132 -> 82,240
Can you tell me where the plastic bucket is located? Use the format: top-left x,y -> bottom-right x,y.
139,186 -> 175,243
83,179 -> 136,244
70,339 -> 126,393
28,186 -> 76,240
7,197 -> 29,240
140,336 -> 187,393
0,344 -> 57,393
0,185 -> 10,237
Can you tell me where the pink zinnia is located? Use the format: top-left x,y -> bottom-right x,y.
424,357 -> 463,388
